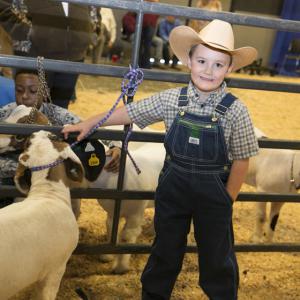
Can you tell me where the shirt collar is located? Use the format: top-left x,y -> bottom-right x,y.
187,81 -> 227,105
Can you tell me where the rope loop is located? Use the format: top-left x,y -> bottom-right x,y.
121,65 -> 144,97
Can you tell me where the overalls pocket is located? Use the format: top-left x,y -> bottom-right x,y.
214,174 -> 234,206
171,119 -> 218,162
157,164 -> 172,187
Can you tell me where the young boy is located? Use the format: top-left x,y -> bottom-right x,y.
62,19 -> 259,299
0,70 -> 121,210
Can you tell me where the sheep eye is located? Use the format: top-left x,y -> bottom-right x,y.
48,134 -> 54,140
15,135 -> 26,142
48,134 -> 60,141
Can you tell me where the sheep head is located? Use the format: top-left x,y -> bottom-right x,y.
14,130 -> 88,194
0,105 -> 50,153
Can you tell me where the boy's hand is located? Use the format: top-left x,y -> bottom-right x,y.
62,120 -> 93,141
104,147 -> 121,173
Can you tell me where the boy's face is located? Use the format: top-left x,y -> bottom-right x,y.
15,73 -> 42,108
187,44 -> 232,93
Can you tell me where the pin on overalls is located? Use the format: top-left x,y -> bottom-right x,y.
141,87 -> 239,300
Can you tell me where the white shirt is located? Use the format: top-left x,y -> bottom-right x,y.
62,2 -> 69,17
101,8 -> 117,44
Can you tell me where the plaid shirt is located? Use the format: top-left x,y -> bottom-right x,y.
127,81 -> 259,161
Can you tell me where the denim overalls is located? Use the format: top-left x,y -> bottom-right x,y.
141,87 -> 239,300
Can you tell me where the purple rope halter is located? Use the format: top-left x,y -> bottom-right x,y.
30,66 -> 144,173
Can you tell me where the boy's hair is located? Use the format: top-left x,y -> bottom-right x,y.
14,69 -> 39,80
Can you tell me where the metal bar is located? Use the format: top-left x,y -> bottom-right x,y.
1,55 -> 300,93
185,0 -> 193,25
229,0 -> 236,12
1,124 -> 300,150
54,0 -> 300,32
109,0 -> 146,246
74,243 -> 300,255
1,186 -> 300,203
131,1 -> 144,68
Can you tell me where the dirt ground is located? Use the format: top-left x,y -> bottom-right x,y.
54,70 -> 299,299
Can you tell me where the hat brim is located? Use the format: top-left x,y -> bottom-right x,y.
169,26 -> 258,72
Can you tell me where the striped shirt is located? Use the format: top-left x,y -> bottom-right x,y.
127,81 -> 259,161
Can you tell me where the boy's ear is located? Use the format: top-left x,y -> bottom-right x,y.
187,57 -> 192,70
226,64 -> 233,74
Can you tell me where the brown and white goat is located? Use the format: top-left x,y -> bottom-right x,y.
0,105 -> 82,217
0,130 -> 87,299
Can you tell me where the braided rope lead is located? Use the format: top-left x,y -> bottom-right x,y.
31,66 -> 144,173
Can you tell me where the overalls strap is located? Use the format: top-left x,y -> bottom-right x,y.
178,86 -> 189,107
214,93 -> 237,116
178,88 -> 236,116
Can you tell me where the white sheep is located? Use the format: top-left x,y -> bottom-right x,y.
245,145 -> 300,242
0,109 -> 162,274
92,139 -> 164,274
0,130 -> 87,299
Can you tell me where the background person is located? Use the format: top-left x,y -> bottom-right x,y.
157,15 -> 181,68
91,8 -> 117,64
139,0 -> 160,69
0,1 -> 94,109
189,0 -> 222,32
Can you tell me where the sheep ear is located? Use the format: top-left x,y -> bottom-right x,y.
14,163 -> 31,194
64,157 -> 84,182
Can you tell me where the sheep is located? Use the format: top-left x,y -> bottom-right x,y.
0,108 -> 163,274
0,130 -> 87,300
92,137 -> 164,274
245,128 -> 300,242
0,105 -> 81,218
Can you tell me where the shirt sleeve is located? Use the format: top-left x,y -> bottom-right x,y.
126,92 -> 164,129
44,104 -> 81,125
229,103 -> 259,160
0,103 -> 16,121
0,156 -> 18,179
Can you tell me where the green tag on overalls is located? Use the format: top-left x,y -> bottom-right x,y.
189,124 -> 200,145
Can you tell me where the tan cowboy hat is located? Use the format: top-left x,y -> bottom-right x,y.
169,19 -> 257,71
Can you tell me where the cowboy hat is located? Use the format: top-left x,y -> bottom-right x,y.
169,19 -> 257,71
